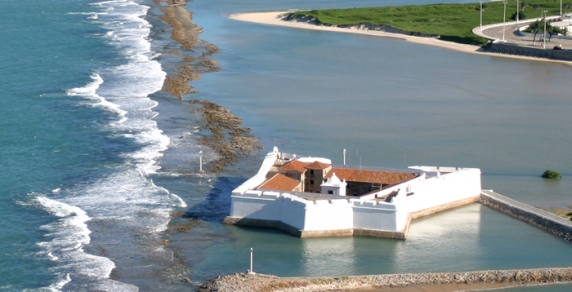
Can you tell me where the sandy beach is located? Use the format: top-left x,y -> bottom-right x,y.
230,11 -> 572,65
230,11 -> 481,54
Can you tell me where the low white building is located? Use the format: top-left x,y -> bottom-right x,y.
224,148 -> 482,239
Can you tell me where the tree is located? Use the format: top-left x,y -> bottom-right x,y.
547,24 -> 566,41
541,170 -> 561,179
526,20 -> 544,45
511,12 -> 526,20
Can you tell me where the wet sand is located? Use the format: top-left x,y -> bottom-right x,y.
230,11 -> 572,66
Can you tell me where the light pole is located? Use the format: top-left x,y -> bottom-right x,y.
249,247 -> 254,274
502,1 -> 507,42
543,10 -> 548,49
561,0 -> 563,16
516,0 -> 519,24
480,0 -> 483,31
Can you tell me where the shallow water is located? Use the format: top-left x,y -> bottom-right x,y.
1,0 -> 571,291
176,0 -> 572,288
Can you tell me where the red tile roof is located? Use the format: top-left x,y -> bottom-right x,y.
280,160 -> 308,173
326,168 -> 416,185
258,173 -> 301,191
305,161 -> 331,170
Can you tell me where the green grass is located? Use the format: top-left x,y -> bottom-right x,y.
286,1 -> 567,46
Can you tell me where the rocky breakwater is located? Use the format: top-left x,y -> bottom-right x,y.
480,191 -> 572,242
155,0 -> 262,171
199,268 -> 572,292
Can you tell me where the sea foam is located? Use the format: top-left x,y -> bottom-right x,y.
66,73 -> 128,120
39,0 -> 185,290
34,196 -> 124,290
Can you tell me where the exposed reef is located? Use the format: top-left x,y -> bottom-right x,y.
155,0 -> 261,171
156,0 -> 220,98
188,100 -> 263,172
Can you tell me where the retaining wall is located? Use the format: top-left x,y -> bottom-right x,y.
480,190 -> 572,242
488,42 -> 572,61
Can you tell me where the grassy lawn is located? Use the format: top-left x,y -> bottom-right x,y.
286,1 -> 567,46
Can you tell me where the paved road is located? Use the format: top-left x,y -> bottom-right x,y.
475,17 -> 572,50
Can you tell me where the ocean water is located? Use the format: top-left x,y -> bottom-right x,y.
1,0 -> 572,291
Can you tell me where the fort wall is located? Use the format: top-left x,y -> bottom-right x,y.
225,166 -> 482,239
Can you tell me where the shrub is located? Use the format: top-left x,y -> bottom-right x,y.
510,12 -> 526,20
541,170 -> 561,179
476,4 -> 488,10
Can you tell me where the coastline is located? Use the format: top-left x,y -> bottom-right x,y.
230,11 -> 572,66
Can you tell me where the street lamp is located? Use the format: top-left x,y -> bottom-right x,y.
480,0 -> 483,31
543,10 -> 548,49
502,1 -> 507,42
516,0 -> 519,24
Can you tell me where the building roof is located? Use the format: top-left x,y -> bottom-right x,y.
305,161 -> 331,170
258,173 -> 301,191
280,160 -> 309,173
326,168 -> 416,185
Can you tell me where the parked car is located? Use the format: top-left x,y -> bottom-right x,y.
553,45 -> 564,50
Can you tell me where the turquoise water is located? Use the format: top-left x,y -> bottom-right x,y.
1,0 -> 572,291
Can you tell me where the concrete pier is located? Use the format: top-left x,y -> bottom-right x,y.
480,190 -> 572,242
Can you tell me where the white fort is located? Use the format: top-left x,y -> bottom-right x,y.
224,147 -> 481,239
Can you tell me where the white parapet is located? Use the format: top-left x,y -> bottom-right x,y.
402,168 -> 481,214
304,199 -> 353,231
232,149 -> 279,195
353,200 -> 401,231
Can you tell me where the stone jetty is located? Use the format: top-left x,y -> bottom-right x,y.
198,268 -> 572,292
480,190 -> 572,242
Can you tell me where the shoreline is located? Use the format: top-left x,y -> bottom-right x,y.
230,11 -> 572,66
